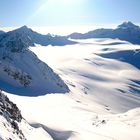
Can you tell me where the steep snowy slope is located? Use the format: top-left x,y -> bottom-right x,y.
5,92 -> 140,140
0,27 -> 69,96
0,91 -> 53,140
68,22 -> 140,44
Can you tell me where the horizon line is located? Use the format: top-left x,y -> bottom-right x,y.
0,22 -> 140,35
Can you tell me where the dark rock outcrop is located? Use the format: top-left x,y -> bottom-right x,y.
0,90 -> 26,139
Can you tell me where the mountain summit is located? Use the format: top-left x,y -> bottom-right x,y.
12,25 -> 33,35
118,21 -> 140,29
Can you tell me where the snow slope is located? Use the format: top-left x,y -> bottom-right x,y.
4,38 -> 140,140
0,107 -> 54,140
0,91 -> 53,140
5,93 -> 140,140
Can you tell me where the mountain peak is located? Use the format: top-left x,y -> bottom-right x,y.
14,25 -> 32,33
118,21 -> 140,29
20,25 -> 28,29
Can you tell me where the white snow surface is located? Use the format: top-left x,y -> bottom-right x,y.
3,38 -> 140,140
0,115 -> 53,140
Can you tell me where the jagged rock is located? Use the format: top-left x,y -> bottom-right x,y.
0,91 -> 22,122
0,91 -> 26,140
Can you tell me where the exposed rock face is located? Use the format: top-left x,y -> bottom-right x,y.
3,65 -> 32,87
0,91 -> 26,140
0,91 -> 22,122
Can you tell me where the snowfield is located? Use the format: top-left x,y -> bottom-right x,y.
4,38 -> 140,140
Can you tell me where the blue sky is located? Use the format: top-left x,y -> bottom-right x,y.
0,0 -> 140,27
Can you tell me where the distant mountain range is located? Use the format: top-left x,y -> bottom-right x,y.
0,21 -> 140,46
68,22 -> 140,45
0,25 -> 76,47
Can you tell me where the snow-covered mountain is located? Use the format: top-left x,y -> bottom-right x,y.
68,22 -> 140,44
0,27 -> 69,96
0,26 -> 76,47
